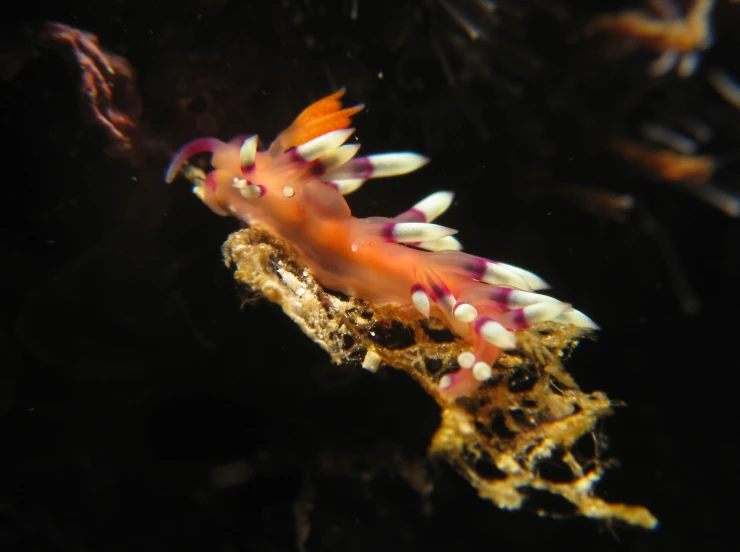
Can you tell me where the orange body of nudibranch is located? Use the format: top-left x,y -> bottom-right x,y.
166,90 -> 598,398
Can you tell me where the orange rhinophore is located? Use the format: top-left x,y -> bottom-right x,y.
166,91 -> 598,398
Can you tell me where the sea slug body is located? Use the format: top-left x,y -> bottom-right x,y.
166,90 -> 598,398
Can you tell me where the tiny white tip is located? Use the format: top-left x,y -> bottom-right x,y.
391,222 -> 457,243
457,352 -> 476,369
472,362 -> 493,382
240,135 -> 259,169
411,288 -> 431,317
239,184 -> 262,199
508,290 -> 559,308
439,375 -> 453,389
367,152 -> 429,178
319,144 -> 361,174
296,128 -> 354,161
416,236 -> 463,252
283,186 -> 295,197
482,262 -> 531,290
521,301 -> 571,325
498,262 -> 550,290
480,320 -> 517,349
331,178 -> 366,195
453,302 -> 478,323
554,308 -> 601,330
413,190 -> 455,222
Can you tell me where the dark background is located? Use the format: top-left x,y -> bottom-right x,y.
1,1 -> 738,550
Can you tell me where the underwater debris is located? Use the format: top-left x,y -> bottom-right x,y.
217,222 -> 657,530
610,137 -> 740,217
40,22 -> 141,154
588,0 -> 715,78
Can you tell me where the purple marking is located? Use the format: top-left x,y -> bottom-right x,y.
430,283 -> 446,301
489,287 -> 513,307
473,316 -> 491,335
427,278 -> 451,303
380,223 -> 396,242
287,149 -> 304,164
165,137 -> 222,183
465,257 -> 488,279
512,308 -> 527,329
347,158 -> 375,179
405,208 -> 427,223
411,283 -> 424,294
311,159 -> 326,176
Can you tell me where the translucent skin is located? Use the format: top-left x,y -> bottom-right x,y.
167,91 -> 595,398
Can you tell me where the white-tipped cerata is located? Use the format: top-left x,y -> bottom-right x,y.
553,308 -> 601,330
411,285 -> 431,317
453,302 -> 478,323
238,184 -> 264,199
326,152 -> 429,180
472,362 -> 493,382
386,222 -> 457,243
416,236 -> 463,252
478,319 -> 517,349
296,129 -> 355,161
233,177 -> 264,198
484,288 -> 560,309
328,178 -> 366,195
439,374 -> 453,389
497,262 -> 550,290
364,152 -> 430,177
408,191 -> 455,222
518,301 -> 571,326
457,351 -> 476,369
239,135 -> 259,170
480,262 -> 532,291
316,144 -> 361,175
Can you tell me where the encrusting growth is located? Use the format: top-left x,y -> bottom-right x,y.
167,91 -> 657,528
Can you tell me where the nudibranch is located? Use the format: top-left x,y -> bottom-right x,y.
166,90 -> 598,398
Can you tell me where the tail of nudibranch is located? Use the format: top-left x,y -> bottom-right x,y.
403,245 -> 599,398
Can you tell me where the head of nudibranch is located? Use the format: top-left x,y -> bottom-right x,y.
167,131 -> 329,220
167,91 -> 383,223
165,90 -> 431,227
